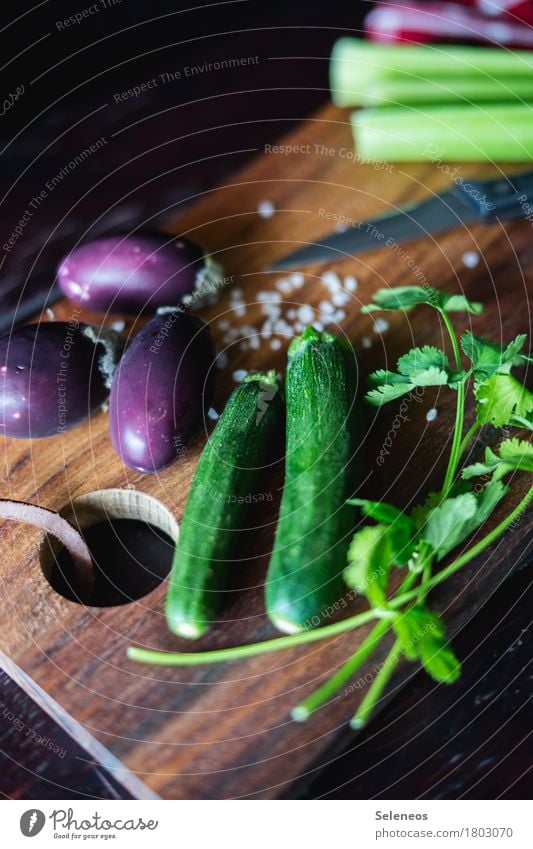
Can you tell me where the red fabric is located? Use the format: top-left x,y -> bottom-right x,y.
365,1 -> 533,48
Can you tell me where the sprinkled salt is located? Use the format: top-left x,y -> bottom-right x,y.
332,290 -> 350,307
277,279 -> 292,293
462,250 -> 480,269
208,407 -> 220,420
270,338 -> 282,350
216,351 -> 229,369
232,369 -> 248,382
287,309 -> 296,319
217,319 -> 230,330
111,319 -> 126,332
230,287 -> 243,298
297,304 -> 314,323
45,308 -> 55,320
249,336 -> 260,350
258,200 -> 276,219
234,305 -> 247,318
312,321 -> 324,332
362,336 -> 373,349
426,408 -> 438,422
319,300 -> 335,315
373,318 -> 389,334
294,321 -> 304,332
239,340 -> 249,351
289,272 -> 305,288
332,309 -> 346,323
321,270 -> 342,292
344,275 -> 358,292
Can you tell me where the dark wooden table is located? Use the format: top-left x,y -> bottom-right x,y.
0,0 -> 531,799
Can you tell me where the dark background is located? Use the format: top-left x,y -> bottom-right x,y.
0,0 -> 531,799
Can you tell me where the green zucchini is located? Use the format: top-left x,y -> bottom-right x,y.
166,370 -> 283,638
265,326 -> 361,634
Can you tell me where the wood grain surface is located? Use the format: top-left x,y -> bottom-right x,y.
0,103 -> 531,799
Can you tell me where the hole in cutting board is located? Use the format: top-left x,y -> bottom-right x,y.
39,489 -> 179,607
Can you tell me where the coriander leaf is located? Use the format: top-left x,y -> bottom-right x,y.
463,438 -> 533,481
347,499 -> 417,565
347,498 -> 404,524
461,331 -> 530,379
475,374 -> 533,427
397,346 -> 450,377
422,492 -> 478,559
366,382 -> 414,406
362,286 -> 483,316
462,479 -> 508,534
366,346 -> 467,406
362,286 -> 435,313
393,605 -> 461,683
345,524 -> 392,606
441,293 -> 483,315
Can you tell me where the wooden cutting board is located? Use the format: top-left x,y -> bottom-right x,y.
0,103 -> 531,799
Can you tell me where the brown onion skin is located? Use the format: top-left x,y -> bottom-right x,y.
0,322 -> 109,438
109,312 -> 215,473
57,234 -> 207,314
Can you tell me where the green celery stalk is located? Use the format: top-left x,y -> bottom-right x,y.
346,77 -> 533,108
352,103 -> 533,162
330,39 -> 533,108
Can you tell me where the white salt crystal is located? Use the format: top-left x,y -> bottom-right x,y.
217,319 -> 230,330
362,336 -> 372,349
207,407 -> 220,420
321,270 -> 342,292
462,251 -> 480,268
277,279 -> 292,293
319,300 -> 335,315
287,309 -> 296,319
249,336 -> 260,349
216,352 -> 229,369
270,338 -> 282,350
312,321 -> 324,332
297,304 -> 314,323
234,305 -> 247,317
332,309 -> 346,323
373,318 -> 389,334
289,272 -> 305,288
426,408 -> 438,422
232,369 -> 248,382
344,275 -> 358,292
332,290 -> 350,307
111,320 -> 125,332
258,199 -> 276,218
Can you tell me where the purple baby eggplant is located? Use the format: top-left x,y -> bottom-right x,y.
0,322 -> 121,438
57,233 -> 223,314
109,312 -> 215,473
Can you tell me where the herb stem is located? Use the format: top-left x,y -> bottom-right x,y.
291,618 -> 391,721
440,308 -> 466,496
350,639 -> 403,729
458,420 -> 481,458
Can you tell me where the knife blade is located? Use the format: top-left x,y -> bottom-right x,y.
268,169 -> 533,271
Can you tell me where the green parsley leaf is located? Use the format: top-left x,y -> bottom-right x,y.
362,286 -> 482,315
461,331 -> 531,379
475,374 -> 533,427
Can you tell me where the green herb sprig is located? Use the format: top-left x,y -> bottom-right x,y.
128,286 -> 532,729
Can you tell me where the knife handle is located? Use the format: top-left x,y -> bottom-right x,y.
454,170 -> 533,223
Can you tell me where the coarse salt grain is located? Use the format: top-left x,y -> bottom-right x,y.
234,305 -> 247,317
332,309 -> 346,323
362,337 -> 372,349
319,300 -> 335,315
297,304 -> 314,323
332,290 -> 350,307
270,338 -> 282,350
208,407 -> 220,420
289,272 -> 305,288
312,321 -> 324,332
258,200 -> 276,218
232,369 -> 248,382
426,408 -> 438,422
287,309 -> 296,319
344,275 -> 358,292
462,251 -> 480,269
373,318 -> 389,334
249,336 -> 260,349
216,352 -> 229,369
217,319 -> 230,330
321,270 -> 342,292
111,319 -> 125,332
277,279 -> 292,293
